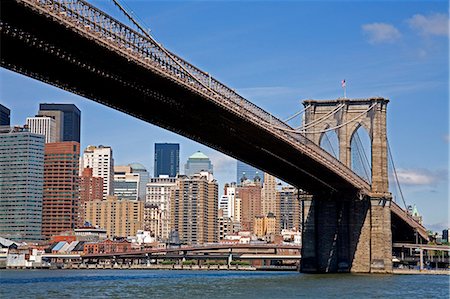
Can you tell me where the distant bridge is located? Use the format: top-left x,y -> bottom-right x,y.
1,0 -> 427,273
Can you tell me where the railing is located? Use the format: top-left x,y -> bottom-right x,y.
18,0 -> 370,191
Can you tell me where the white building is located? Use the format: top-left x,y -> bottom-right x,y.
26,116 -> 57,143
113,163 -> 149,200
145,175 -> 177,240
82,145 -> 114,199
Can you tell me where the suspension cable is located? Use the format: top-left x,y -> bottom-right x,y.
387,138 -> 408,210
355,129 -> 372,174
283,105 -> 310,123
353,133 -> 371,182
111,0 -> 217,95
296,104 -> 345,130
323,131 -> 338,158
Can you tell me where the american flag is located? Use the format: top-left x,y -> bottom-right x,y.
341,79 -> 346,88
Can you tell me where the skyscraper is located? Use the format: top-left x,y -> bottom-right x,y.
236,160 -> 263,183
38,103 -> 81,142
237,178 -> 262,232
26,116 -> 57,143
154,143 -> 179,177
0,126 -> 44,241
261,173 -> 277,216
0,104 -> 10,126
82,145 -> 114,199
171,172 -> 218,244
184,151 -> 213,176
42,142 -> 80,239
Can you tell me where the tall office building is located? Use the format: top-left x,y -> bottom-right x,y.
79,167 -> 103,226
154,143 -> 179,177
237,178 -> 262,232
0,104 -> 10,126
171,172 -> 218,244
146,176 -> 177,240
237,161 -> 263,183
38,103 -> 81,142
82,145 -> 114,199
184,151 -> 213,176
42,142 -> 80,239
276,186 -> 302,232
0,126 -> 44,241
113,163 -> 149,201
26,116 -> 57,143
261,173 -> 277,216
84,196 -> 144,238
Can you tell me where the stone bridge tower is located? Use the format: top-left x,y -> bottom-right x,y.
300,98 -> 392,273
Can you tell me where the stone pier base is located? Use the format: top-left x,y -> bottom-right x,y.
300,193 -> 392,273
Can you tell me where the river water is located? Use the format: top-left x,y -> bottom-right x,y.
0,270 -> 448,298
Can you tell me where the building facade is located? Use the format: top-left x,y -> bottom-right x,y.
145,176 -> 177,240
171,172 -> 218,244
79,167 -> 103,226
261,173 -> 277,217
113,164 -> 149,201
0,104 -> 11,126
38,103 -> 81,143
237,179 -> 262,232
184,151 -> 213,176
26,116 -> 57,143
276,186 -> 302,233
254,213 -> 277,238
42,142 -> 80,239
0,127 -> 44,241
154,143 -> 179,177
84,196 -> 144,238
82,145 -> 114,199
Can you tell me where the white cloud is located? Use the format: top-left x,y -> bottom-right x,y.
407,13 -> 449,37
396,168 -> 446,186
362,23 -> 401,44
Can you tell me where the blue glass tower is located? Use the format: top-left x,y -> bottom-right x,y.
39,103 -> 81,142
0,104 -> 10,126
154,143 -> 180,177
236,160 -> 263,183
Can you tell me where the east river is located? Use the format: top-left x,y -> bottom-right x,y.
1,270 -> 448,298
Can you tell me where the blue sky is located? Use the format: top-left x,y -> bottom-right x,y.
1,0 -> 448,231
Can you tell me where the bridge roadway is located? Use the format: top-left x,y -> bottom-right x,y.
1,0 -> 369,195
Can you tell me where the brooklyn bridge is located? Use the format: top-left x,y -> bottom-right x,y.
0,0 -> 428,273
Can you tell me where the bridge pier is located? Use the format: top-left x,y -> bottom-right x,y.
301,193 -> 392,273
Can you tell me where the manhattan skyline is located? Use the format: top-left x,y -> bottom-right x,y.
0,0 -> 448,231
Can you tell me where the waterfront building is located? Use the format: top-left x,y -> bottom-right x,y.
261,173 -> 277,217
146,175 -> 177,241
79,167 -> 103,225
254,213 -> 277,239
154,143 -> 179,177
38,103 -> 81,142
236,161 -> 263,183
83,239 -> 132,254
26,115 -> 57,143
82,145 -> 114,199
184,151 -> 213,176
84,196 -> 144,238
171,172 -> 218,244
0,104 -> 11,126
276,186 -> 301,233
0,126 -> 44,241
113,163 -> 149,201
42,142 -> 80,239
237,178 -> 262,232
74,227 -> 107,242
